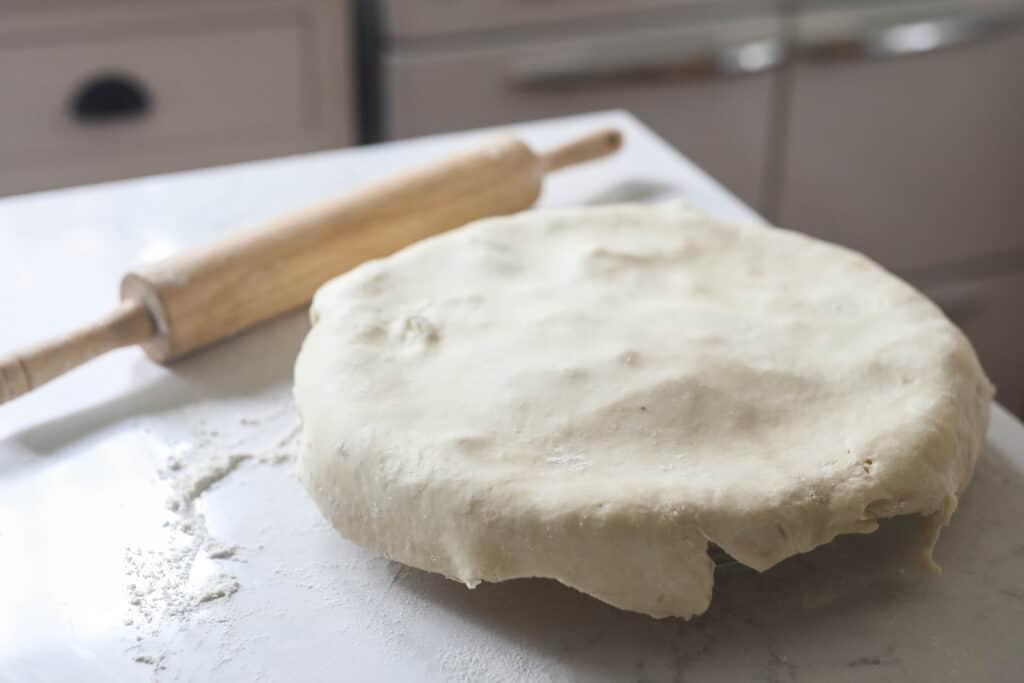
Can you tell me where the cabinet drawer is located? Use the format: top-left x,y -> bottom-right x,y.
384,15 -> 783,208
779,0 -> 1024,272
0,3 -> 353,195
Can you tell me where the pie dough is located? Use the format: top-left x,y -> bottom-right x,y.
295,203 -> 993,618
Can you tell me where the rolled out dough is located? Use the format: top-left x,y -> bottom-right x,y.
295,203 -> 992,618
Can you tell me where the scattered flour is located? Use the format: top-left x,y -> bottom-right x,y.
256,424 -> 302,466
205,541 -> 238,560
125,402 -> 302,675
197,574 -> 241,603
133,653 -> 166,670
166,452 -> 251,512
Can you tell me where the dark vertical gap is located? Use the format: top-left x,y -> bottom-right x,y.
354,0 -> 384,143
761,0 -> 800,222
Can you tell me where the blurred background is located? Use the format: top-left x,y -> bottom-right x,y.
1,0 -> 1021,414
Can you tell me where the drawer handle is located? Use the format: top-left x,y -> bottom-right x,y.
70,73 -> 151,123
509,37 -> 784,91
803,9 -> 1024,65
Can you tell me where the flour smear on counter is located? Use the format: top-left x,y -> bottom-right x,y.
121,393 -> 300,673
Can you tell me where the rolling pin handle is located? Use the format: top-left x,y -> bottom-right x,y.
0,299 -> 156,404
540,127 -> 623,173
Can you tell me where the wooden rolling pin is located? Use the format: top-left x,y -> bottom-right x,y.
0,127 -> 622,404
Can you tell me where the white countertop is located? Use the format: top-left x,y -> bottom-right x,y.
2,110 -> 1023,682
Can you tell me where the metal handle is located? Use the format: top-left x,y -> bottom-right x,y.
510,37 -> 784,91
804,9 -> 1023,64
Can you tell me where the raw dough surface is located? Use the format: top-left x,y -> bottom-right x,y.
295,203 -> 992,618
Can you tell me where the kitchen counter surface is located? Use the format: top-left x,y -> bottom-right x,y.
2,110 -> 1023,682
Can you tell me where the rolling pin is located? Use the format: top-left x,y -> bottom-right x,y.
0,127 -> 623,404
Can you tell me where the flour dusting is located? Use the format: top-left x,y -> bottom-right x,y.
125,400 -> 302,674
196,574 -> 241,603
167,452 -> 251,512
205,541 -> 238,560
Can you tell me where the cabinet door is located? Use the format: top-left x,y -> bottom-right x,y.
923,269 -> 1024,417
384,13 -> 783,208
779,1 -> 1024,273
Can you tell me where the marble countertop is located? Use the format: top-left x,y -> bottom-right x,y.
2,110 -> 1022,682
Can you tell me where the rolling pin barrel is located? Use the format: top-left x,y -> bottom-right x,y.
122,134 -> 542,362
0,126 -> 622,402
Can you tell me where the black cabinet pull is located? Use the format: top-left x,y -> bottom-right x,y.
70,73 -> 151,123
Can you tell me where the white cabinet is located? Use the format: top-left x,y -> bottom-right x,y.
778,0 -> 1024,273
383,8 -> 785,208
